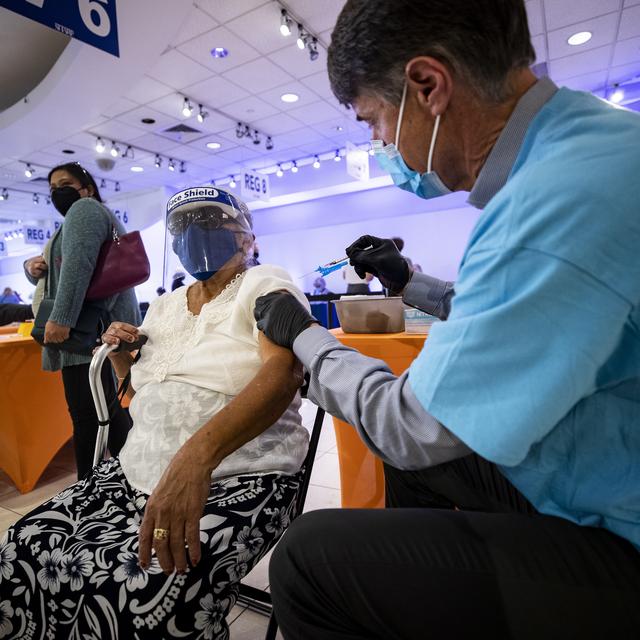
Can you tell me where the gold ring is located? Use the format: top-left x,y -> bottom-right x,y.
153,528 -> 169,541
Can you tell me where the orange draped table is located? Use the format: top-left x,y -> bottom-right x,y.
0,333 -> 72,493
329,329 -> 427,508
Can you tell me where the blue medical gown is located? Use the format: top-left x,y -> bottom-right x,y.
409,88 -> 640,548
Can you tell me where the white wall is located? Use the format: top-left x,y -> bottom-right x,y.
257,205 -> 480,294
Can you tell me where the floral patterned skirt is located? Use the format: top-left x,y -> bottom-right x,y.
0,458 -> 302,640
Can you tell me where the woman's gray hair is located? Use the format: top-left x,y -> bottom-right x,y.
328,0 -> 536,107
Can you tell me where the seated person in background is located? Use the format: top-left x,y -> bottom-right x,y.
0,287 -> 21,304
312,276 -> 331,295
171,270 -> 186,290
0,187 -> 310,640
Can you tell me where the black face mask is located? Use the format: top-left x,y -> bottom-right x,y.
51,186 -> 82,216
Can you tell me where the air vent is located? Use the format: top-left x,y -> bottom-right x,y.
29,177 -> 49,183
164,124 -> 201,134
159,123 -> 204,143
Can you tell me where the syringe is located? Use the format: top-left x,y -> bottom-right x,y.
302,257 -> 350,278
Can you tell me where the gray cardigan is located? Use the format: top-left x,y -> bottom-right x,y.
25,199 -> 141,371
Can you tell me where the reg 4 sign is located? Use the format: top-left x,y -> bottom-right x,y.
240,171 -> 270,203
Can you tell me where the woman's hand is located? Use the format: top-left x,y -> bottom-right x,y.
101,321 -> 140,351
44,320 -> 70,343
25,255 -> 48,279
138,439 -> 213,575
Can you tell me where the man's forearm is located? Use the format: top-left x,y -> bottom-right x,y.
293,326 -> 470,470
402,272 -> 455,320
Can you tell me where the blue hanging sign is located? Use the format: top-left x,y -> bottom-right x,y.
0,0 -> 120,57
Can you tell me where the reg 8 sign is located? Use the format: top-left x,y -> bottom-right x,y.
241,170 -> 270,202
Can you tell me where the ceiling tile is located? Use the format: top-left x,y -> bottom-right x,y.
148,93 -> 192,120
625,0 -> 640,6
185,136 -> 227,154
549,44 -> 613,78
547,13 -> 620,60
287,100 -> 342,125
100,97 -> 139,119
619,5 -> 640,40
226,3 -> 290,55
126,133 -> 181,153
196,0 -> 268,24
61,131 -> 102,152
41,143 -> 94,162
115,106 -> 180,133
250,113 -> 305,135
258,80 -> 320,110
268,42 -> 327,80
124,76 -> 174,104
222,57 -> 293,94
612,36 -> 640,66
608,60 -> 640,83
221,95 -> 280,122
287,0 -> 346,34
531,34 -> 547,63
181,75 -> 250,109
163,144 -> 209,162
182,109 -> 234,134
215,147 -> 264,163
91,120 -> 148,143
543,0 -> 620,30
147,49 -> 212,90
177,26 -> 261,73
171,6 -> 219,47
274,127 -> 329,148
525,1 -> 545,36
555,69 -> 608,91
196,154 -> 236,170
300,70 -> 335,100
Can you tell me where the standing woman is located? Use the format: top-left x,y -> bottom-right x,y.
24,162 -> 140,479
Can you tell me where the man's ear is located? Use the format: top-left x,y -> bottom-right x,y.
405,56 -> 453,118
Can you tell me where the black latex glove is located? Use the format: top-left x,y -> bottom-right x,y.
254,291 -> 317,349
345,235 -> 410,294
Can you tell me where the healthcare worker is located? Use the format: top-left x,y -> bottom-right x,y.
254,0 -> 640,637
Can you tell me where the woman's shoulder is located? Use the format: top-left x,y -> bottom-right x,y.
237,264 -> 309,310
241,263 -> 293,285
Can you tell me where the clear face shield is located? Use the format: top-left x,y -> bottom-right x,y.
164,187 -> 254,282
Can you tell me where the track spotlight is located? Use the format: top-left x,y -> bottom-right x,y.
280,9 -> 292,36
24,164 -> 34,178
253,130 -> 261,145
291,161 -> 298,173
297,24 -> 307,50
229,176 -> 237,188
100,179 -> 107,188
33,193 -> 39,204
182,97 -> 193,117
168,159 -> 175,172
609,84 -> 625,104
95,137 -> 106,153
11,231 -> 18,239
276,164 -> 283,178
110,142 -> 120,158
115,182 -> 121,192
46,195 -> 51,205
313,156 -> 321,169
308,37 -> 319,61
197,105 -> 208,124
122,145 -> 134,159
265,136 -> 274,151
17,230 -> 23,239
179,161 -> 186,173
334,149 -> 342,162
236,122 -> 245,139
0,189 -> 8,200
155,155 -> 162,168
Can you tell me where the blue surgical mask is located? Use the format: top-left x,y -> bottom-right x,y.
372,83 -> 451,200
172,226 -> 240,281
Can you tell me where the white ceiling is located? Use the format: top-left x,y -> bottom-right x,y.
1,0 -> 639,225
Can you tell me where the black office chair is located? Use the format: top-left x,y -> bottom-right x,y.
236,389 -> 326,640
89,343 -> 327,640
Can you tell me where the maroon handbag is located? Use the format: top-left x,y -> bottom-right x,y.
85,227 -> 150,301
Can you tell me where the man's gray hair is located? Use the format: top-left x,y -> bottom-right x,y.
328,0 -> 536,107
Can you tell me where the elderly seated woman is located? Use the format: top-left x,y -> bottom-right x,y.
0,187 -> 310,639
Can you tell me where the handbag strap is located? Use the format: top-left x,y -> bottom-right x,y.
107,348 -> 142,420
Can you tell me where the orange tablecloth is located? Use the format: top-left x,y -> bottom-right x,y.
330,329 -> 427,508
0,333 -> 72,493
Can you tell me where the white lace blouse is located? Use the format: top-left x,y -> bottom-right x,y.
118,264 -> 310,494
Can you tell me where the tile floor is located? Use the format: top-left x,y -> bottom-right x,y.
0,399 -> 340,639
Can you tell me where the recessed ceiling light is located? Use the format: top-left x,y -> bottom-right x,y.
141,117 -> 156,124
609,87 -> 625,103
211,47 -> 229,58
130,166 -> 144,172
281,93 -> 300,103
567,31 -> 592,46
61,149 -> 75,154
206,142 -> 222,149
